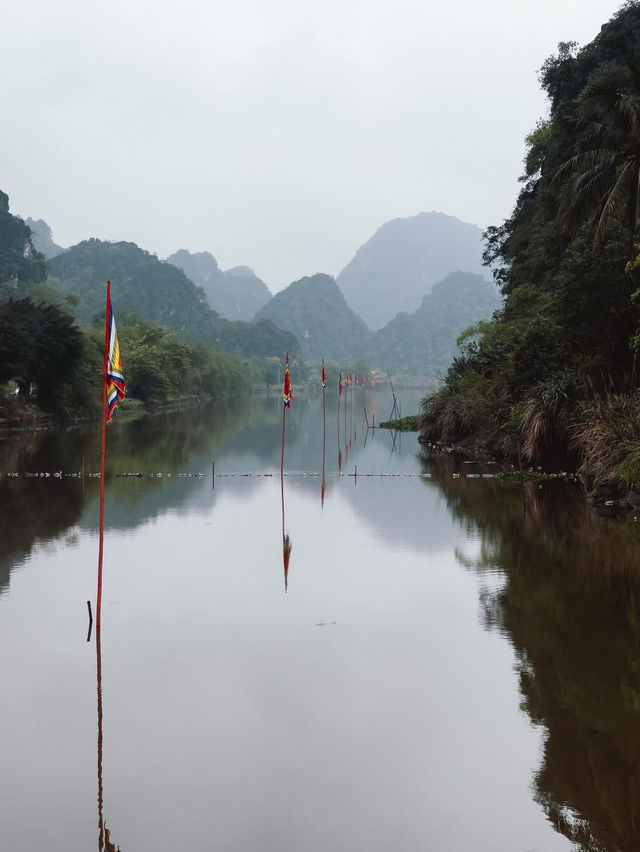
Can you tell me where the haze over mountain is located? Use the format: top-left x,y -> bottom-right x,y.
25,218 -> 64,259
254,273 -> 372,362
337,212 -> 487,330
166,249 -> 271,321
46,239 -> 297,360
376,271 -> 501,372
253,268 -> 499,374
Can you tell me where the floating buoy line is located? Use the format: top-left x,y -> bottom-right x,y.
0,469 -> 580,481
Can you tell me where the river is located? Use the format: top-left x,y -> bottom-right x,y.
1,388 -> 639,851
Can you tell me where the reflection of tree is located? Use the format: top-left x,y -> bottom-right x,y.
0,427 -> 92,595
421,450 -> 640,851
0,397 -> 255,595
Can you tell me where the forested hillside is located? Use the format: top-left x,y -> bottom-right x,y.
376,272 -> 500,372
47,239 -> 297,360
254,273 -> 373,362
0,195 -> 296,424
420,3 -> 640,483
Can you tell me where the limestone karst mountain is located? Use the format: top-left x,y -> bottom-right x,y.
47,239 -> 297,360
25,218 -> 64,259
337,211 -> 486,329
376,271 -> 501,371
254,273 -> 373,362
166,249 -> 271,320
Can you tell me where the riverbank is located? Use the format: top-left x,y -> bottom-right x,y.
0,394 -> 204,435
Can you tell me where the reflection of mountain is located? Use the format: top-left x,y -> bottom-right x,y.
0,390 -> 443,595
424,452 -> 640,852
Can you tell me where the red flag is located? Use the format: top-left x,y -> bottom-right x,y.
338,371 -> 343,396
283,353 -> 292,408
322,358 -> 326,390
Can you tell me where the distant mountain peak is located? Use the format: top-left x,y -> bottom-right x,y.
166,249 -> 271,320
254,273 -> 372,361
337,211 -> 487,329
25,217 -> 64,259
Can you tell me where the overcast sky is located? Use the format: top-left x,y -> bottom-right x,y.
0,0 -> 625,291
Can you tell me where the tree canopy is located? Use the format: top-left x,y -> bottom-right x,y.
421,2 -> 640,474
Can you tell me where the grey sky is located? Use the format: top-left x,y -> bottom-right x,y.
1,0 -> 624,291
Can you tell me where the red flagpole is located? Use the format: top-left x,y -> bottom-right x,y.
280,400 -> 286,479
96,281 -> 110,628
321,360 -> 326,506
96,625 -> 105,851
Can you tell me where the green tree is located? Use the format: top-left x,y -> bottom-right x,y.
0,298 -> 83,410
554,59 -> 640,254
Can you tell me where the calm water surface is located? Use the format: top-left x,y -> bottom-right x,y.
1,389 -> 639,851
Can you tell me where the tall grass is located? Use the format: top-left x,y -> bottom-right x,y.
571,389 -> 640,484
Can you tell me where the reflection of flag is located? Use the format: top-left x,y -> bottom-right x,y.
283,533 -> 292,591
338,372 -> 343,396
283,353 -> 292,408
106,284 -> 126,423
322,358 -> 326,390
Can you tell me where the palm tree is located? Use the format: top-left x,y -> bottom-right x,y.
554,59 -> 640,256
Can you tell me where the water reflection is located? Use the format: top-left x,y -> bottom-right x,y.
2,390 -> 622,850
421,449 -> 640,852
96,627 -> 123,852
0,389 -> 440,600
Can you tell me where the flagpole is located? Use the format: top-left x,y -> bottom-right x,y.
96,281 -> 110,629
96,625 -> 105,852
344,372 -> 347,452
280,395 -> 286,479
321,360 -> 326,506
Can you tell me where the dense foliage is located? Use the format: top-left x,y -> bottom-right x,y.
421,2 -> 640,479
254,273 -> 374,362
0,303 -> 258,423
376,272 -> 500,373
0,298 -> 84,411
47,239 -> 298,361
0,196 -> 280,423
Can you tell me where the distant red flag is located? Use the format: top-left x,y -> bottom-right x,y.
338,372 -> 343,396
283,353 -> 292,408
322,358 -> 326,390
